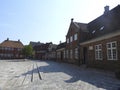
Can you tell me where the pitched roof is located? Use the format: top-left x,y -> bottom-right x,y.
66,19 -> 88,36
88,5 -> 120,39
74,22 -> 88,32
56,42 -> 66,50
33,43 -> 51,50
29,41 -> 44,47
0,40 -> 24,48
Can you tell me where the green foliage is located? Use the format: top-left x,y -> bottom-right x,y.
22,45 -> 34,58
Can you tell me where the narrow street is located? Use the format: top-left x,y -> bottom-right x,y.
0,60 -> 120,90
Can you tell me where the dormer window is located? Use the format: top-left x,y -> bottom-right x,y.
92,30 -> 96,34
100,26 -> 104,30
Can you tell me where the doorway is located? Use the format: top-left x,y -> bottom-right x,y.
83,47 -> 88,64
60,51 -> 63,61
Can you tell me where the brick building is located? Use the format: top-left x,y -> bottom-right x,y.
46,43 -> 57,60
0,38 -> 24,59
79,5 -> 120,70
66,19 -> 88,64
56,42 -> 66,62
33,42 -> 52,60
29,41 -> 44,47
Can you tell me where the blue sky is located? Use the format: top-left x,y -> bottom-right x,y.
0,0 -> 120,45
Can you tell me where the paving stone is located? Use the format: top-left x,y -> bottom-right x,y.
0,60 -> 120,90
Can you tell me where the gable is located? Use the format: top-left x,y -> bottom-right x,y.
66,21 -> 79,37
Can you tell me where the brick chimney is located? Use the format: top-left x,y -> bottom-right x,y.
71,18 -> 74,22
104,5 -> 109,14
18,39 -> 20,42
59,41 -> 62,44
7,38 -> 9,41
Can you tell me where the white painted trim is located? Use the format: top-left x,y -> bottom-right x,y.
95,44 -> 103,60
106,41 -> 117,60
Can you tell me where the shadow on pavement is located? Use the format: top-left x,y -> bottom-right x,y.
21,60 -> 120,90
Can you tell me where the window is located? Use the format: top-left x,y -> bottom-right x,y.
92,30 -> 96,34
63,50 -> 66,59
95,44 -> 102,60
66,50 -> 69,59
57,52 -> 61,59
75,48 -> 78,59
70,36 -> 73,42
107,41 -> 117,60
70,49 -> 73,59
74,34 -> 77,40
100,26 -> 104,30
67,38 -> 69,43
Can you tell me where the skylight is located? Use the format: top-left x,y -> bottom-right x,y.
100,26 -> 104,30
92,30 -> 96,34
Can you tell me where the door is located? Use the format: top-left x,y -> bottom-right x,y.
83,47 -> 88,64
61,51 -> 63,61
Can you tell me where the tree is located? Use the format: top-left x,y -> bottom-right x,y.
22,45 -> 34,58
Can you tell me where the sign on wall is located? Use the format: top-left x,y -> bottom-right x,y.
89,46 -> 93,50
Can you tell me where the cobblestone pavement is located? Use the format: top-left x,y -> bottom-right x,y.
0,60 -> 120,90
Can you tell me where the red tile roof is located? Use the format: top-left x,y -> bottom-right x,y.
0,40 -> 24,48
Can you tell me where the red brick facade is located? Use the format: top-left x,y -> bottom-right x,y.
66,19 -> 88,64
80,33 -> 120,70
33,43 -> 51,60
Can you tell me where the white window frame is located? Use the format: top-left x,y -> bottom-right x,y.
66,50 -> 68,59
75,48 -> 78,59
95,44 -> 103,60
70,49 -> 73,59
70,36 -> 73,42
74,33 -> 77,41
63,50 -> 66,59
67,38 -> 69,43
107,41 -> 117,60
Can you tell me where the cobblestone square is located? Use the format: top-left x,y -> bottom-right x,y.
0,60 -> 120,90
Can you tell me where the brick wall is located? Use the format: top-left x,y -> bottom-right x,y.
80,35 -> 120,71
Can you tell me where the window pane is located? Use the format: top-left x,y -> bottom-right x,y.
108,50 -> 112,59
67,38 -> 69,43
107,44 -> 111,48
74,34 -> 77,40
112,42 -> 116,48
99,45 -> 102,49
95,51 -> 98,59
95,46 -> 98,49
113,49 -> 117,59
70,36 -> 73,42
99,51 -> 102,59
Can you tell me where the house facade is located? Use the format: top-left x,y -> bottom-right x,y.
56,42 -> 66,62
33,42 -> 52,60
65,18 -> 88,65
0,38 -> 24,59
45,43 -> 57,60
79,5 -> 120,70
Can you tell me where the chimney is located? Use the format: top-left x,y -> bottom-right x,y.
7,38 -> 9,41
18,39 -> 20,42
104,5 -> 109,14
59,41 -> 62,44
71,18 -> 74,22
